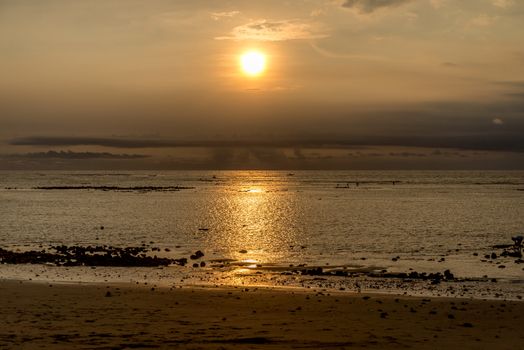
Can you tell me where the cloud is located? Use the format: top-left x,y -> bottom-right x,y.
4,150 -> 150,159
467,14 -> 498,28
341,0 -> 413,14
216,19 -> 328,41
492,0 -> 515,9
492,118 -> 504,125
496,80 -> 524,98
310,8 -> 327,17
389,151 -> 428,157
497,80 -> 524,88
309,41 -> 384,60
9,134 -> 524,153
348,151 -> 428,158
210,11 -> 240,20
429,0 -> 447,9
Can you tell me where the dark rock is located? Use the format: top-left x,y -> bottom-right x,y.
493,244 -> 512,249
190,250 -> 204,260
503,250 -> 522,258
302,267 -> 324,276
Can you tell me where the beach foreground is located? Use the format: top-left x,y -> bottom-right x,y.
0,281 -> 522,349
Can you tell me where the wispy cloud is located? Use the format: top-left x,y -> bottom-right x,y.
492,0 -> 515,9
492,118 -> 504,125
3,150 -> 150,160
467,14 -> 498,28
216,19 -> 328,41
341,0 -> 413,14
210,11 -> 240,21
309,41 -> 385,61
429,0 -> 447,9
441,62 -> 459,68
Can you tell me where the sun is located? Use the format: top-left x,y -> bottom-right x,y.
240,51 -> 266,76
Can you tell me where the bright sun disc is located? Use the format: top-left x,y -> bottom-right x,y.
240,51 -> 266,76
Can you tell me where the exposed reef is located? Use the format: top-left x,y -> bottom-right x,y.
0,245 -> 190,267
33,186 -> 195,192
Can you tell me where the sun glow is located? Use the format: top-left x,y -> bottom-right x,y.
240,51 -> 266,76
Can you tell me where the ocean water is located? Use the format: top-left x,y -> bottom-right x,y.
1,170 -> 524,293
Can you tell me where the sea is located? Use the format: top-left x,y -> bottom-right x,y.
1,170 -> 523,298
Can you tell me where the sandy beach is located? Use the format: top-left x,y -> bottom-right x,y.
1,280 -> 522,349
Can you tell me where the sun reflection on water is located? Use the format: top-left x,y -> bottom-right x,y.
242,188 -> 264,193
204,172 -> 306,267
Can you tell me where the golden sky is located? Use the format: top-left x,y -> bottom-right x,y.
1,0 -> 523,169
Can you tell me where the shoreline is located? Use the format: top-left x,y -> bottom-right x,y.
1,275 -> 522,302
1,279 -> 523,349
1,261 -> 523,301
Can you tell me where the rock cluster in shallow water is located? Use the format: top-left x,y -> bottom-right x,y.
293,267 -> 455,284
33,185 -> 195,192
0,245 -> 188,267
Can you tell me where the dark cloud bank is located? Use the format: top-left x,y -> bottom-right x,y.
9,133 -> 524,153
5,150 -> 149,160
3,86 -> 524,170
341,0 -> 413,13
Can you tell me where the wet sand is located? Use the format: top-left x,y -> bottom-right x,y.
0,280 -> 522,349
